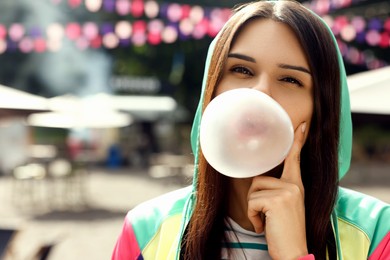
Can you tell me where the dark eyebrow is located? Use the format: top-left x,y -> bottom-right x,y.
278,63 -> 311,75
227,53 -> 256,63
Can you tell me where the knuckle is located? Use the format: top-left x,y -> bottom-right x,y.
289,184 -> 302,195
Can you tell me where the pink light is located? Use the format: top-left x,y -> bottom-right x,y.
131,0 -> 144,18
66,23 -> 81,40
34,38 -> 46,53
384,18 -> 390,32
83,22 -> 99,40
68,0 -> 82,9
0,25 -> 6,39
340,25 -> 356,42
147,32 -> 161,45
346,47 -> 359,64
19,37 -> 34,53
132,32 -> 147,46
9,23 -> 25,41
379,32 -> 390,48
366,30 -> 381,46
90,35 -> 102,48
332,16 -> 348,36
133,21 -> 146,33
116,0 -> 130,16
181,5 -> 191,19
167,3 -> 182,22
351,16 -> 365,33
148,19 -> 164,34
192,19 -> 208,39
315,0 -> 330,15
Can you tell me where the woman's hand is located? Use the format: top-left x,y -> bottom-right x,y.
247,122 -> 308,260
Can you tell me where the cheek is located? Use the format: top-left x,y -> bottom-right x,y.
283,100 -> 314,134
271,86 -> 314,132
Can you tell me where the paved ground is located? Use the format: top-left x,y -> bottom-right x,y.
0,162 -> 389,260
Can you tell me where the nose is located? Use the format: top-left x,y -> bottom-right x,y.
251,76 -> 272,97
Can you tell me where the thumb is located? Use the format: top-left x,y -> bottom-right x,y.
280,122 -> 307,187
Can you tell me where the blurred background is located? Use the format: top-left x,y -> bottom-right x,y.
0,0 -> 389,259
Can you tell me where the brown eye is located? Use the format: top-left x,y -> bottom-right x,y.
280,77 -> 303,87
230,66 -> 253,76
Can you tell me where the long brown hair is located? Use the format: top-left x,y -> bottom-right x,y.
182,1 -> 340,259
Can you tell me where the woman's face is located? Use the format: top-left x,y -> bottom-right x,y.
216,19 -> 314,137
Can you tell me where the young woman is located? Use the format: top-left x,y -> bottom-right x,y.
112,1 -> 390,259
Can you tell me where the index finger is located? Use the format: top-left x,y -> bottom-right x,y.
280,122 -> 307,187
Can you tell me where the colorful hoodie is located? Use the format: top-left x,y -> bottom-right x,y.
112,7 -> 390,260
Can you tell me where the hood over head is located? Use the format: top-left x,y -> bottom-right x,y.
190,1 -> 352,187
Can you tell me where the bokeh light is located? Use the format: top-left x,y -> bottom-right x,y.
116,0 -> 130,16
19,37 -> 34,53
189,5 -> 204,24
147,32 -> 161,45
379,32 -> 390,48
340,24 -> 356,42
167,3 -> 182,22
9,23 -> 25,41
83,22 -> 99,40
103,32 -> 119,48
66,23 -> 81,40
47,23 -> 64,40
34,38 -> 46,53
85,0 -> 102,12
179,18 -> 194,36
147,19 -> 164,34
90,35 -> 102,48
115,21 -> 132,39
366,30 -> 381,46
145,1 -> 159,19
162,25 -> 177,44
351,16 -> 366,33
68,0 -> 82,9
0,25 -> 7,39
131,0 -> 144,18
132,32 -> 147,46
192,19 -> 208,39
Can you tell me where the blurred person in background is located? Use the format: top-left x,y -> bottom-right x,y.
112,1 -> 390,259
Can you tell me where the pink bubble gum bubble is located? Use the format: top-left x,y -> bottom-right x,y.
199,88 -> 294,178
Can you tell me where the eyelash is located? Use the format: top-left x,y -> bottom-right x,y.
230,66 -> 253,76
229,66 -> 304,87
279,76 -> 303,87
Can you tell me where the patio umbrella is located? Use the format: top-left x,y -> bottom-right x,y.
27,94 -> 132,129
0,84 -> 49,118
347,66 -> 390,115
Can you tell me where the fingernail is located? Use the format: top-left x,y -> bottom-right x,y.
301,122 -> 307,133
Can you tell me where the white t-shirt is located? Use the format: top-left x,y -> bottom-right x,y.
221,217 -> 272,260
